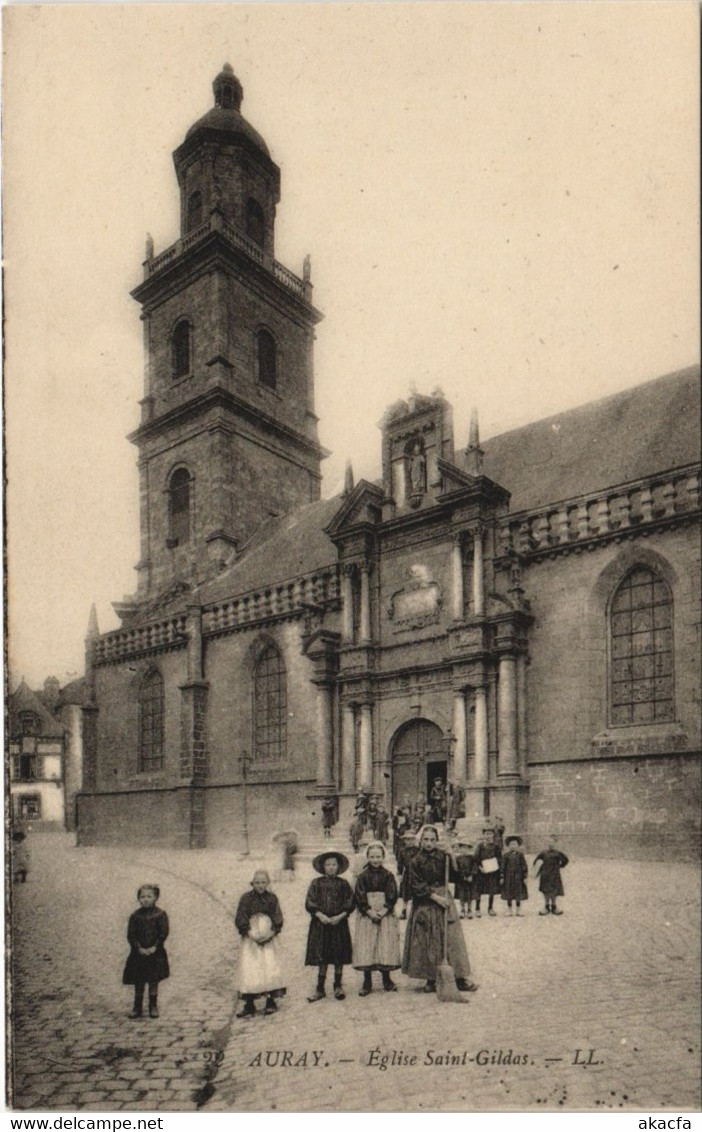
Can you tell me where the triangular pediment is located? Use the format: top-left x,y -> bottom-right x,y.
325,480 -> 384,539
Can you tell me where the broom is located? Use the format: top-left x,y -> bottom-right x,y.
435,845 -> 466,1002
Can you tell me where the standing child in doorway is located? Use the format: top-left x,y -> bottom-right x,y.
500,835 -> 528,916
123,884 -> 169,1019
234,869 -> 286,1018
305,851 -> 355,1002
534,835 -> 569,915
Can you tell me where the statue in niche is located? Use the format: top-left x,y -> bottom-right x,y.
408,440 -> 426,498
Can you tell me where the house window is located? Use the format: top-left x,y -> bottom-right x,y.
187,191 -> 203,232
172,320 -> 192,379
138,670 -> 164,773
19,712 -> 39,736
253,643 -> 287,762
17,795 -> 41,820
246,198 -> 265,247
257,329 -> 277,390
610,566 -> 674,725
167,468 -> 192,546
18,754 -> 42,781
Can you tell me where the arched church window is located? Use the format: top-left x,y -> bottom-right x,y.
138,670 -> 164,773
253,643 -> 287,762
246,198 -> 265,247
167,467 -> 192,546
172,320 -> 192,379
610,566 -> 674,725
257,329 -> 277,390
187,191 -> 203,232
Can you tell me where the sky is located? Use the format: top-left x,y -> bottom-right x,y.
3,1 -> 699,690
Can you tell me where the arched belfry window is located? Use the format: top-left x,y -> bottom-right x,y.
138,670 -> 164,773
172,320 -> 192,379
167,467 -> 192,546
253,642 -> 287,762
257,329 -> 277,390
187,191 -> 203,232
610,566 -> 674,725
246,198 -> 265,247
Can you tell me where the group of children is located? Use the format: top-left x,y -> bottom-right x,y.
122,831 -> 568,1019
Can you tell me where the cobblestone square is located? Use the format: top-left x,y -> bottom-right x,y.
8,834 -> 700,1113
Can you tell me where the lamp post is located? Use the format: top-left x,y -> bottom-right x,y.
240,749 -> 251,856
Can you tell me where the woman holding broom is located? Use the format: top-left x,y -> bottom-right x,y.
401,825 -> 478,996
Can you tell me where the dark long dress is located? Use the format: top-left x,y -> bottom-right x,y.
474,841 -> 503,897
398,842 -> 419,903
304,875 -> 355,965
401,849 -> 471,981
534,849 -> 569,897
500,849 -> 528,902
454,850 -> 477,903
122,906 -> 170,985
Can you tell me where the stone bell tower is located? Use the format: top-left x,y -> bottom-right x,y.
129,65 -> 325,601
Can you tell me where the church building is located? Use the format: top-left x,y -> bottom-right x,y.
76,66 -> 701,860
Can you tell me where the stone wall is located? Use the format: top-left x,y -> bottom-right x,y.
526,753 -> 701,859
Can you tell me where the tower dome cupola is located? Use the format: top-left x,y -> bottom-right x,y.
175,65 -> 280,249
213,62 -> 243,111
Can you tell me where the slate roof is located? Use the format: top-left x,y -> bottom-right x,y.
478,366 -> 700,514
8,680 -> 65,739
200,494 -> 342,604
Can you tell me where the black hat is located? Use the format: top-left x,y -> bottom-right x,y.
312,850 -> 349,875
505,835 -> 523,846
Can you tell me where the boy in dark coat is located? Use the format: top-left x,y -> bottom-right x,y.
305,851 -> 355,1001
474,827 -> 502,917
534,835 -> 569,915
500,835 -> 528,916
453,838 -> 476,918
123,884 -> 169,1018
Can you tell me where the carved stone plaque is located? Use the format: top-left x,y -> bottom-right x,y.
388,565 -> 442,631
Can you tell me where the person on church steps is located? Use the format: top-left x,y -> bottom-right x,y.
392,796 -> 413,856
397,828 -> 420,919
500,835 -> 528,916
234,869 -> 286,1018
305,851 -> 355,1002
353,842 -> 401,995
474,827 -> 502,917
453,838 -> 477,919
429,778 -> 447,824
534,835 -> 569,915
122,884 -> 169,1019
373,802 -> 390,844
402,825 -> 477,995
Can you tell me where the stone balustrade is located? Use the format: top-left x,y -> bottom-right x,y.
94,614 -> 189,665
93,569 -> 339,665
203,569 -> 339,636
145,214 -> 306,299
497,465 -> 700,558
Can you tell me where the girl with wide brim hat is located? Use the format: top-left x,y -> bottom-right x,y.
311,850 -> 349,875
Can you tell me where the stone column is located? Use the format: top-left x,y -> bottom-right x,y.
341,703 -> 356,792
451,534 -> 464,620
315,684 -> 334,788
341,567 -> 354,643
497,655 -> 519,776
517,653 -> 527,775
473,685 -> 489,781
452,689 -> 467,783
360,563 -> 371,643
359,703 -> 373,791
472,525 -> 485,617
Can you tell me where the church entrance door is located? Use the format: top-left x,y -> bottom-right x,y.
391,719 -> 446,811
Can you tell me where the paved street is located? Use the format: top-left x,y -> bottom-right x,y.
8,833 -> 700,1113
